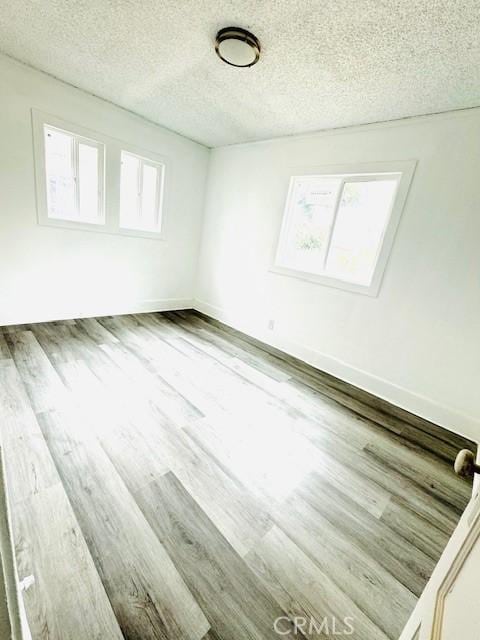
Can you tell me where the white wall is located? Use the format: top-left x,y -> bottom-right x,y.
0,55 -> 209,325
195,110 -> 480,441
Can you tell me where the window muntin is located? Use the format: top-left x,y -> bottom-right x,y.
44,125 -> 104,224
275,172 -> 401,287
120,151 -> 164,233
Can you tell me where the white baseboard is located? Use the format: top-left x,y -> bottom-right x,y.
0,298 -> 193,327
194,299 -> 480,443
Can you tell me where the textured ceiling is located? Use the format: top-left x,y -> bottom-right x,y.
1,1 -> 480,147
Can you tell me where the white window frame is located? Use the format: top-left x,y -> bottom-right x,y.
119,150 -> 165,236
46,125 -> 105,225
32,110 -> 169,240
271,160 -> 416,297
33,114 -> 106,231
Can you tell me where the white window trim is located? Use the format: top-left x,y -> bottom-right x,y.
270,160 -> 417,297
32,109 -> 169,240
44,125 -> 106,225
33,112 -> 106,232
119,150 -> 166,237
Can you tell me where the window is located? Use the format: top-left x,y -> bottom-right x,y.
120,151 -> 164,233
274,163 -> 415,295
44,125 -> 104,224
33,110 -> 168,239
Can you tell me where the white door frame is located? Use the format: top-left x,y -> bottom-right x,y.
0,446 -> 28,640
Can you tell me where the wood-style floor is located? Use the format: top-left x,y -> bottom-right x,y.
0,310 -> 474,640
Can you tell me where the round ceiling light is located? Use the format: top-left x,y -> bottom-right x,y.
215,27 -> 260,68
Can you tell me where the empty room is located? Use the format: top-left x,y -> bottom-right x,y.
0,2 -> 479,639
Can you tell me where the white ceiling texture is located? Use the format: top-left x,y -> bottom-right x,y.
1,0 -> 479,147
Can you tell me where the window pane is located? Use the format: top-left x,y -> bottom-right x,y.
141,164 -> 159,230
279,177 -> 341,274
120,153 -> 140,228
325,179 -> 398,285
45,127 -> 76,220
78,143 -> 100,222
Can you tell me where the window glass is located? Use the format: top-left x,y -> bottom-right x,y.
44,125 -> 103,224
282,177 -> 341,275
325,179 -> 398,284
120,153 -> 140,228
45,127 -> 76,220
78,143 -> 99,221
276,172 -> 402,288
141,164 -> 159,229
120,151 -> 163,233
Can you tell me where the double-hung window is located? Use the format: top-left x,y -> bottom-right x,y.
43,125 -> 104,224
274,163 -> 415,295
120,151 -> 165,233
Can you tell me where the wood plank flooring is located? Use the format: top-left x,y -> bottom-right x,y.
0,310 -> 474,640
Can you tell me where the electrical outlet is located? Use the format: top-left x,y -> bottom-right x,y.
267,319 -> 275,331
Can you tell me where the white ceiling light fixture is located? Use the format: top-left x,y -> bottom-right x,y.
215,27 -> 260,68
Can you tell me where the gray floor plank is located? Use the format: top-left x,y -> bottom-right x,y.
134,471 -> 292,640
364,438 -> 470,512
56,357 -> 271,557
99,341 -> 203,425
167,311 -> 292,382
117,404 -> 273,558
74,317 -> 120,344
38,409 -> 209,640
245,524 -> 390,640
0,360 -> 59,505
0,362 -> 124,640
295,418 -> 460,536
179,312 -> 293,382
186,413 -> 391,517
58,358 -> 171,493
0,333 -> 11,360
296,472 -> 436,597
4,331 -> 69,413
274,491 -> 417,639
380,497 -> 452,562
191,311 -> 470,461
0,310 -> 473,640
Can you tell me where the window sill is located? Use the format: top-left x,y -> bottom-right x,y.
38,217 -> 165,241
268,264 -> 381,297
